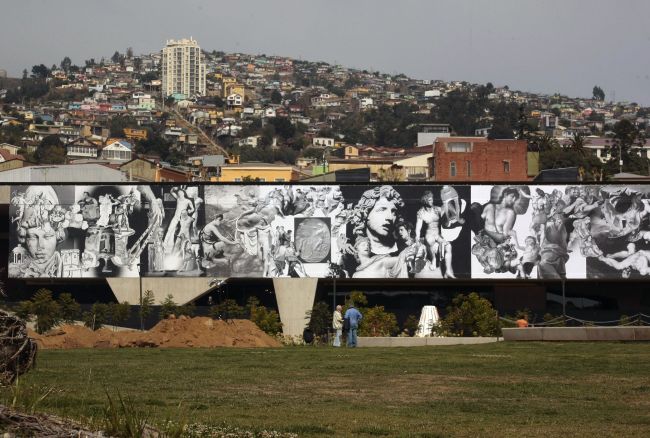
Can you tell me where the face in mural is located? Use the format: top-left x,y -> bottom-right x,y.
367,196 -> 398,239
25,222 -> 58,262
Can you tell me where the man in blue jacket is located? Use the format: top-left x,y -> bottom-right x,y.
344,303 -> 363,347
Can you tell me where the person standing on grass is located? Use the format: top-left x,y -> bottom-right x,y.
344,303 -> 363,347
332,305 -> 344,347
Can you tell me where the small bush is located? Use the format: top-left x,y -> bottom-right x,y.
437,292 -> 498,337
58,293 -> 80,323
30,289 -> 61,334
402,314 -> 420,336
306,301 -> 331,343
359,306 -> 399,337
83,302 -> 110,331
210,299 -> 246,320
247,297 -> 282,336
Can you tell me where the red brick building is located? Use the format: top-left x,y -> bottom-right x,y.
430,137 -> 537,181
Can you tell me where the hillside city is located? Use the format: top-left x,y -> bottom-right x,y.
0,37 -> 648,183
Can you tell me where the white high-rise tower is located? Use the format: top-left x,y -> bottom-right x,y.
161,37 -> 206,98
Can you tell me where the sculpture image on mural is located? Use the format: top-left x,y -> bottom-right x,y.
144,186 -> 204,276
9,185 -> 151,278
202,185 -> 339,278
332,185 -> 471,279
9,183 -> 650,280
468,185 -> 650,280
588,186 -> 650,279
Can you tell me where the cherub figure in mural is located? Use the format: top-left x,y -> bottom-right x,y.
598,243 -> 650,278
514,236 -> 541,279
163,187 -> 196,253
415,190 -> 455,278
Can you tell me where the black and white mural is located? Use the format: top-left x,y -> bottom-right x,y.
8,184 -> 650,280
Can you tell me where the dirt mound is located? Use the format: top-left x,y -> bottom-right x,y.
29,317 -> 282,349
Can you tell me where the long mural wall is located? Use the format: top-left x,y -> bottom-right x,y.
8,184 -> 650,280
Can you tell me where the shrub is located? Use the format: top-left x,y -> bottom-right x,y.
139,290 -> 154,330
109,301 -> 131,327
58,293 -> 80,323
437,292 -> 498,337
159,294 -> 178,320
210,299 -> 246,320
358,306 -> 399,337
30,289 -> 61,334
402,314 -> 420,337
83,302 -> 110,331
177,302 -> 195,317
306,301 -> 331,343
247,297 -> 282,336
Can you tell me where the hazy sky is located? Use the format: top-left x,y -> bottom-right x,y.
2,0 -> 650,104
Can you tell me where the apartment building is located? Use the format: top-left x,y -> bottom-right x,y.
161,38 -> 206,98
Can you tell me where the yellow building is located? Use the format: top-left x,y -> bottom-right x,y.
124,127 -> 148,141
224,83 -> 245,99
219,163 -> 307,182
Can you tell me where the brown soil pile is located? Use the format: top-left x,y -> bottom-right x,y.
29,317 -> 282,349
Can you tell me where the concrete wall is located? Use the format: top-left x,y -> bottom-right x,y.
502,327 -> 650,341
358,337 -> 498,347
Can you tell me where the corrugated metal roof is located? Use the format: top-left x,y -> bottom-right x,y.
0,164 -> 126,182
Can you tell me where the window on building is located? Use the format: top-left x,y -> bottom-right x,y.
275,178 -> 285,182
503,160 -> 510,174
450,161 -> 457,177
258,178 -> 266,182
446,142 -> 471,152
234,178 -> 241,182
466,160 -> 472,177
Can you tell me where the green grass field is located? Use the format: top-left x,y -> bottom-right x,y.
3,343 -> 650,437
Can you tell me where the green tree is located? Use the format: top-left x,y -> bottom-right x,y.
60,56 -> 72,73
139,290 -> 155,331
247,297 -> 282,336
57,293 -> 80,323
35,135 -> 66,164
437,292 -> 499,337
568,132 -> 589,156
592,85 -> 605,101
177,302 -> 195,317
306,301 -> 331,343
83,302 -> 110,331
111,51 -> 121,64
31,64 -> 50,79
159,294 -> 178,320
210,299 -> 246,320
358,306 -> 399,337
30,288 -> 61,334
109,115 -> 138,138
270,89 -> 282,104
605,119 -> 648,175
109,301 -> 131,327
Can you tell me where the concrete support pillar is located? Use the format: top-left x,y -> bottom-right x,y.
107,277 -> 217,305
273,278 -> 318,339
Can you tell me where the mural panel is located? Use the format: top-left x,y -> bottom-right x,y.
9,183 -> 650,280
